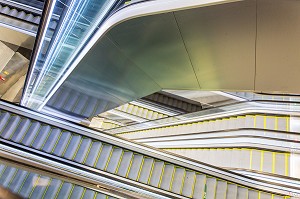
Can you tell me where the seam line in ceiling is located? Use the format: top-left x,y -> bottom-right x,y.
172,12 -> 202,89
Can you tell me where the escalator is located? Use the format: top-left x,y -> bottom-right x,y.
0,100 -> 298,198
0,160 -> 115,199
115,113 -> 290,139
108,100 -> 297,134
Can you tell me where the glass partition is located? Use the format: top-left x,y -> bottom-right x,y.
22,0 -> 120,110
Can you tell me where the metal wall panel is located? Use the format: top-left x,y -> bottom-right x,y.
175,0 -> 256,90
256,0 -> 300,93
109,12 -> 200,89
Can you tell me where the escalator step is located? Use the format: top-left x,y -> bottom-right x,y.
249,190 -> 259,199
10,118 -> 31,142
43,179 -> 62,198
30,176 -> 50,198
84,141 -> 103,166
96,193 -> 108,199
171,167 -> 185,194
1,115 -> 21,138
138,158 -> 154,184
95,144 -> 113,170
69,185 -> 84,199
63,134 -> 82,159
261,192 -> 273,199
74,95 -> 89,115
9,170 -> 28,193
215,180 -> 227,199
0,113 -> 11,133
31,125 -> 51,149
117,151 -> 133,177
149,161 -> 164,187
82,189 -> 96,199
64,92 -> 80,112
160,164 -> 174,191
181,171 -> 195,198
128,154 -> 143,180
82,98 -> 98,117
237,186 -> 248,199
0,167 -> 17,187
226,183 -> 237,199
54,88 -> 71,109
106,148 -> 123,173
52,131 -> 71,156
193,174 -> 206,199
42,128 -> 61,152
95,101 -> 109,115
55,182 -> 73,199
21,122 -> 41,145
74,138 -> 92,163
19,173 -> 38,198
206,177 -> 217,199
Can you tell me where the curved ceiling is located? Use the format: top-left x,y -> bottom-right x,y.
46,0 -> 300,118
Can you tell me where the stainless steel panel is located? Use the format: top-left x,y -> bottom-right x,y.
64,34 -> 161,102
109,12 -> 200,89
256,0 -> 300,94
175,0 -> 256,90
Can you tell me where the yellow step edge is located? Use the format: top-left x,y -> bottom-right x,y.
285,153 -> 289,176
179,169 -> 186,195
104,146 -> 114,171
250,149 -> 253,170
136,157 -> 145,181
7,168 -> 18,187
0,115 -> 12,135
17,172 -> 30,194
71,96 -> 81,112
61,134 -> 73,157
54,180 -> 64,199
72,138 -> 83,160
80,188 -> 87,199
67,184 -> 75,199
50,131 -> 63,154
169,166 -> 176,191
41,178 -> 53,198
93,144 -> 104,168
158,163 -> 166,188
190,172 -> 197,198
8,118 -> 22,139
39,128 -> 53,150
147,159 -> 155,185
260,151 -> 264,171
125,154 -> 134,178
115,150 -> 125,174
272,152 -> 276,173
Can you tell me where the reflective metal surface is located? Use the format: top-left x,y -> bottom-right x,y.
256,0 -> 300,94
45,0 -> 245,118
